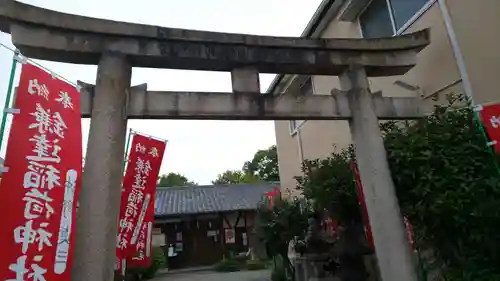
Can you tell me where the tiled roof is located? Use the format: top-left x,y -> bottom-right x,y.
154,182 -> 278,216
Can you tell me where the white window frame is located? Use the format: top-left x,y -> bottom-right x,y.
289,77 -> 315,135
359,0 -> 436,37
289,120 -> 305,135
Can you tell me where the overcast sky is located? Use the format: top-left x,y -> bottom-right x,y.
0,0 -> 322,184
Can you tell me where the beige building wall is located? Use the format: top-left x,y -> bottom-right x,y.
274,120 -> 302,198
274,0 -> 489,195
444,0 -> 500,105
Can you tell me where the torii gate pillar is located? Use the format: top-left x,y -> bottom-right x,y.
72,53 -> 131,281
339,65 -> 417,281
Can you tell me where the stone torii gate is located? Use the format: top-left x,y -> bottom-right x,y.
0,2 -> 430,281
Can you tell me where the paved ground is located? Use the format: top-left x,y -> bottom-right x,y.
152,269 -> 270,281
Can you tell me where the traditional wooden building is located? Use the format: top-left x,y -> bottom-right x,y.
153,182 -> 276,269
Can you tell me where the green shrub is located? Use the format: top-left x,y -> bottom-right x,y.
296,146 -> 360,223
231,254 -> 249,265
384,95 -> 500,280
153,247 -> 167,269
256,198 -> 310,278
245,259 -> 266,271
270,255 -> 289,281
295,94 -> 500,281
213,259 -> 241,272
126,247 -> 167,280
271,270 -> 287,281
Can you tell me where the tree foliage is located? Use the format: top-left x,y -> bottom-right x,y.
212,145 -> 280,184
243,145 -> 280,182
384,95 -> 500,280
125,247 -> 166,281
256,198 -> 311,278
157,172 -> 197,187
295,94 -> 500,281
295,146 -> 362,225
211,170 -> 260,185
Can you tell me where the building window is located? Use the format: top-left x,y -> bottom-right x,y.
391,0 -> 430,30
360,0 -> 430,38
289,77 -> 313,134
359,0 -> 394,38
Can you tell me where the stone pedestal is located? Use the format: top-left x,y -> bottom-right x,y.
248,229 -> 267,260
72,52 -> 132,281
294,254 -> 335,281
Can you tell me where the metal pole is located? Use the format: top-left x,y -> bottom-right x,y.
0,50 -> 19,152
130,128 -> 168,143
122,128 -> 134,172
118,128 -> 133,281
438,0 -> 475,105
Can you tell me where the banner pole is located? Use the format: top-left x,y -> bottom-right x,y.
118,128 -> 133,280
0,50 -> 19,153
131,128 -> 168,143
122,128 -> 134,172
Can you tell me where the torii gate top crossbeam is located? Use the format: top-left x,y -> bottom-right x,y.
0,0 -> 429,76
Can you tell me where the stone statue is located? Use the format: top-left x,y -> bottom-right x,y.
302,212 -> 332,254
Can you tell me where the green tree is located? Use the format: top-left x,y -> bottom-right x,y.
296,145 -> 362,225
211,170 -> 260,185
157,172 -> 197,187
256,198 -> 311,279
296,94 -> 500,280
243,145 -> 280,182
211,145 -> 279,185
383,95 -> 500,280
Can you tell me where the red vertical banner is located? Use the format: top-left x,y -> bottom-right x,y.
116,134 -> 166,269
403,216 -> 415,250
0,63 -> 82,281
265,185 -> 281,210
478,103 -> 500,152
351,158 -> 375,249
325,218 -> 338,236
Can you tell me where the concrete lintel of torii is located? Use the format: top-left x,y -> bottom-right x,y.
77,82 -> 423,120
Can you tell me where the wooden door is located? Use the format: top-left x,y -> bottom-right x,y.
195,218 -> 223,266
163,222 -> 184,269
